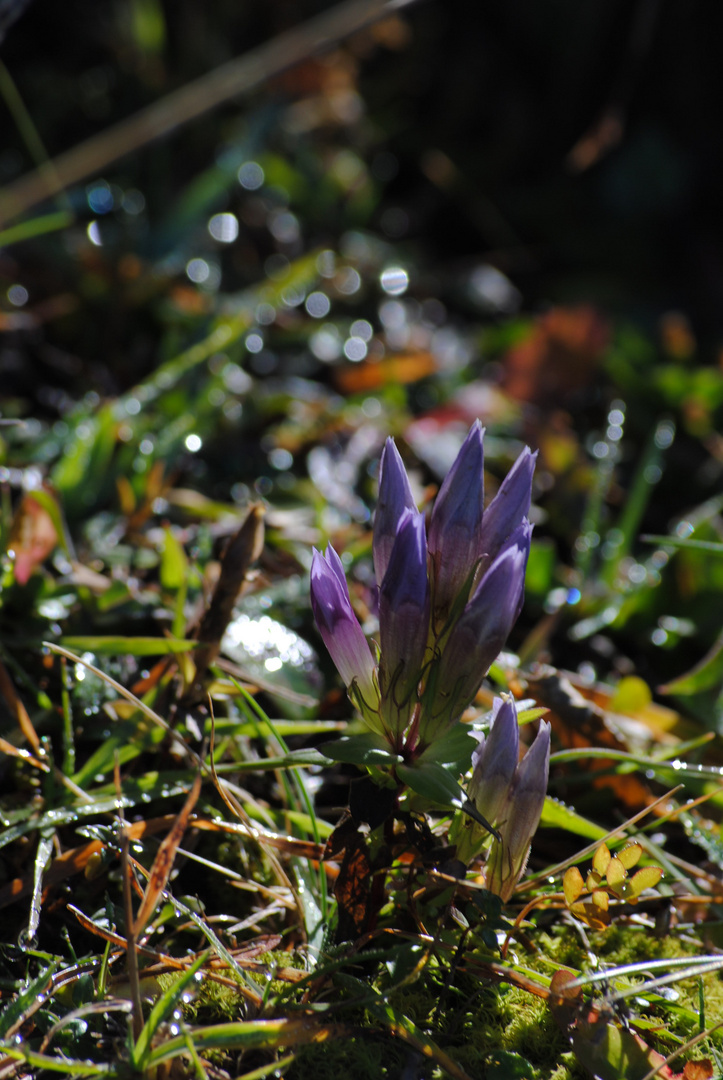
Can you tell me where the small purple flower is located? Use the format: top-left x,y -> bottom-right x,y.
421,521 -> 531,740
476,446 -> 537,581
428,420 -> 485,622
486,717 -> 551,901
379,509 -> 430,732
310,545 -> 379,713
311,424 -> 537,750
468,696 -> 520,828
373,438 -> 418,586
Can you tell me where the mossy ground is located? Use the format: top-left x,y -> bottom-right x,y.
163,917 -> 723,1079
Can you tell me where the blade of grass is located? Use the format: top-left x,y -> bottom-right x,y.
132,950 -> 208,1069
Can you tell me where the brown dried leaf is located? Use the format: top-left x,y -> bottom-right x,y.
133,773 -> 202,936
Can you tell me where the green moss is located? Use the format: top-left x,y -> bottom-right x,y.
158,917 -> 723,1080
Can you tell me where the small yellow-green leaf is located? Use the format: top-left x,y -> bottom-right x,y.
516,706 -> 549,726
616,843 -> 642,870
628,866 -> 664,897
606,856 -> 626,888
586,870 -> 602,891
160,525 -> 188,589
610,675 -> 652,715
563,866 -> 584,906
591,889 -> 609,911
592,843 -> 611,878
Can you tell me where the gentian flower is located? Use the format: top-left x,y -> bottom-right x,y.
468,696 -> 520,828
428,420 -> 485,624
373,438 -> 417,587
310,545 -> 380,722
310,424 -> 536,754
379,509 -> 430,738
454,694 -> 550,895
486,715 -> 551,901
476,446 -> 536,581
419,521 -> 531,743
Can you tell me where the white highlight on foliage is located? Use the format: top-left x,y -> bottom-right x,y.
380,266 -> 409,296
208,213 -> 239,243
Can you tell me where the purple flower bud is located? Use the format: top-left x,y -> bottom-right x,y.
468,697 -> 519,828
310,545 -> 379,710
428,421 -> 485,620
373,438 -> 417,586
422,521 -> 531,737
476,446 -> 537,581
486,719 -> 550,901
379,509 -> 430,727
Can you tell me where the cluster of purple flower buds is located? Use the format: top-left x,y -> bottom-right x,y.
310,421 -> 535,752
456,695 -> 551,896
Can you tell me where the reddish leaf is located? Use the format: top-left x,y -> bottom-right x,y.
8,492 -> 58,584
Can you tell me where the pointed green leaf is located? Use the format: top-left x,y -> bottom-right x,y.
659,634 -> 723,695
61,635 -> 195,656
418,720 -> 476,772
539,797 -> 607,841
322,733 -> 401,766
397,762 -> 499,836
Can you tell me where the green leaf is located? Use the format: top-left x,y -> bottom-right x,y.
659,634 -> 723,695
0,963 -> 56,1037
133,952 -> 208,1068
418,720 -> 476,772
516,706 -> 549,726
60,635 -> 195,656
159,526 -> 188,589
641,534 -> 723,555
0,210 -> 73,249
322,733 -> 401,766
539,797 -> 608,841
396,761 -> 466,809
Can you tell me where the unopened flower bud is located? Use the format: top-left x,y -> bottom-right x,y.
310,545 -> 379,717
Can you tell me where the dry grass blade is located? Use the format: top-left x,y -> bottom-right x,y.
133,772 -> 202,937
208,712 -> 306,937
0,658 -> 92,799
0,0 -> 420,227
0,734 -> 47,771
0,656 -> 41,753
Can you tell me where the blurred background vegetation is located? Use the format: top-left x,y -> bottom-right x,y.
2,0 -> 723,728
3,6 -> 723,1075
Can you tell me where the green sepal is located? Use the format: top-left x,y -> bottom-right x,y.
417,720 -> 476,773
